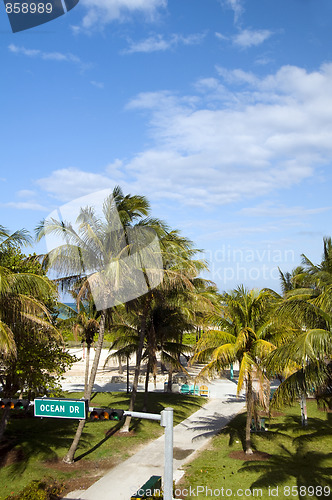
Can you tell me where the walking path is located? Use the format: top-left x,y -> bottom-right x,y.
62,378 -> 245,500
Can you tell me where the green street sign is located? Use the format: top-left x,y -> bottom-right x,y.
34,398 -> 88,420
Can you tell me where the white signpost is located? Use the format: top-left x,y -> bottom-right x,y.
124,408 -> 174,500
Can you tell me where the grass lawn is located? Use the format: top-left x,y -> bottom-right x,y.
0,391 -> 206,499
177,400 -> 332,500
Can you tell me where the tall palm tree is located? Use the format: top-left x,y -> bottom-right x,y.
193,286 -> 280,454
301,236 -> 332,290
0,226 -> 59,441
267,238 -> 332,411
265,289 -> 332,411
118,229 -> 214,432
36,187 -> 162,462
71,298 -> 100,398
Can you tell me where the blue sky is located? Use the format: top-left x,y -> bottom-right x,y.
1,0 -> 332,293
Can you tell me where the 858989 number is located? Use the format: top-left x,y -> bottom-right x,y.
5,3 -> 53,14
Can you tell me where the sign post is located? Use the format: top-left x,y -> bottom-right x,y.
126,408 -> 174,500
34,398 -> 88,420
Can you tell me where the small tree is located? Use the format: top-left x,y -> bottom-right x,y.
193,286 -> 279,454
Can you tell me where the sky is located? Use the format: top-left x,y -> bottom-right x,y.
1,0 -> 332,294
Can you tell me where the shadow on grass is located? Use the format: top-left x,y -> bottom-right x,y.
74,420 -> 124,461
236,411 -> 332,497
268,412 -> 332,439
3,417 -> 92,477
239,441 -> 332,497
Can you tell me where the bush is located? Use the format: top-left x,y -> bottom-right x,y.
4,479 -> 65,500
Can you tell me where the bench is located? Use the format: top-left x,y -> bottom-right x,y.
189,385 -> 199,395
180,384 -> 190,395
199,385 -> 209,397
131,476 -> 162,499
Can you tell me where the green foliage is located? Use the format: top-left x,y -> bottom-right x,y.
0,236 -> 73,398
0,248 -> 44,276
0,332 -> 77,398
4,479 -> 64,500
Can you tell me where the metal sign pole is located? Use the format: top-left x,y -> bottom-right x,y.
161,407 -> 174,500
125,408 -> 174,500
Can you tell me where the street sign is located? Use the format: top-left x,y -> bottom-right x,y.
34,398 -> 88,420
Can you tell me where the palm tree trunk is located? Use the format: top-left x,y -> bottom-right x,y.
63,311 -> 106,464
84,344 -> 90,399
126,355 -> 130,394
245,377 -> 254,455
121,316 -> 146,433
143,360 -> 150,411
167,367 -> 173,393
0,408 -> 10,443
118,356 -> 124,374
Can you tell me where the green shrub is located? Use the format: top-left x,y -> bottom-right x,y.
4,479 -> 64,500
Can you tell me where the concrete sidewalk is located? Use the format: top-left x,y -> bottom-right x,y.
62,379 -> 245,500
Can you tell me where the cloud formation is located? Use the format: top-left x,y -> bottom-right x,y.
215,29 -> 274,49
123,33 -> 205,54
221,0 -> 244,24
35,64 -> 332,211
233,28 -> 273,48
8,44 -> 86,68
78,0 -> 167,29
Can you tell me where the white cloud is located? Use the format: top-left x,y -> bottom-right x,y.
90,80 -> 104,89
215,32 -> 228,41
5,202 -> 48,211
123,33 -> 205,54
5,189 -> 49,211
36,168 -> 116,202
36,64 -> 332,211
239,202 -> 332,218
8,44 -> 85,68
17,189 -> 36,198
233,29 -> 273,48
216,66 -> 259,86
221,0 -> 244,24
77,0 -> 167,30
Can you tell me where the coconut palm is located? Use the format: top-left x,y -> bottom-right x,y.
36,186 -> 160,462
106,294 -> 195,410
116,229 -> 215,432
0,226 -> 58,356
267,239 -> 332,411
0,227 -> 59,441
265,289 -> 332,412
193,286 -> 280,454
301,236 -> 332,290
71,298 -> 100,398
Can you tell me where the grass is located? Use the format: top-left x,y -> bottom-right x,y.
0,391 -> 206,499
177,400 -> 332,500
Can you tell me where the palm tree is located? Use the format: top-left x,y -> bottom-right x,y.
193,286 -> 280,454
105,295 -> 195,411
71,298 -> 100,398
0,226 -> 59,441
301,236 -> 332,290
118,228 -> 215,432
36,186 -> 162,462
267,238 -> 332,412
265,290 -> 332,413
278,266 -> 309,295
